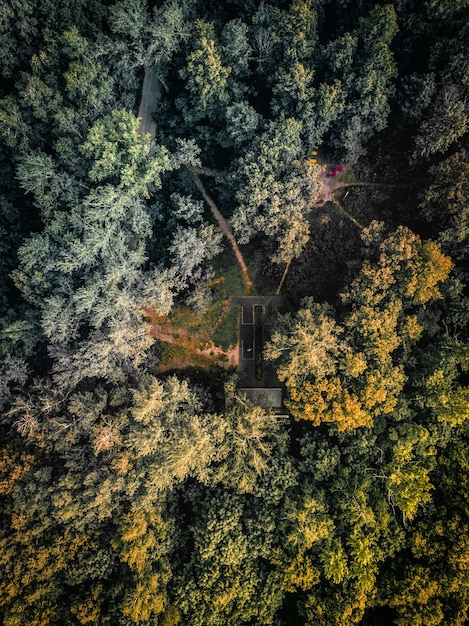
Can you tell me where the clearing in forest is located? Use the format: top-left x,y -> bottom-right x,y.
147,245 -> 248,372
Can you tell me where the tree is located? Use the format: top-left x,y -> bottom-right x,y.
168,223 -> 223,284
219,101 -> 261,148
12,183 -> 177,387
117,502 -> 174,623
380,432 -> 469,625
172,484 -> 286,626
178,20 -> 231,123
220,18 -> 252,79
82,109 -> 171,198
322,4 -> 399,163
266,225 -> 454,432
229,116 -> 322,264
108,0 -> 188,71
413,90 -> 468,158
211,387 -> 288,494
272,0 -> 318,65
419,153 -> 469,261
0,373 -> 224,624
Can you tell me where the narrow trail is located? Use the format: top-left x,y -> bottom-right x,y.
186,164 -> 218,177
276,261 -> 291,295
137,66 -> 161,139
333,193 -> 365,229
189,169 -> 253,294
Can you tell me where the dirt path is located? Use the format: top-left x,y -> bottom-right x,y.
186,164 -> 218,177
276,260 -> 291,295
190,170 -> 253,294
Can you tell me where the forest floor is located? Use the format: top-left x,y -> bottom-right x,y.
147,163 -> 406,373
316,163 -> 413,227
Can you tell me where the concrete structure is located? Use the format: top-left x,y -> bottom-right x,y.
231,296 -> 288,414
238,387 -> 283,410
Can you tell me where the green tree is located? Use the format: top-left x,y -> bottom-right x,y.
12,183 -> 176,387
229,116 -> 322,264
178,20 -> 231,123
420,153 -> 469,261
82,109 -> 171,198
323,5 -> 398,163
413,90 -> 468,158
211,387 -> 288,494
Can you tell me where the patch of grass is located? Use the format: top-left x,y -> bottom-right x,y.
158,342 -> 187,366
213,306 -> 239,350
150,241 -> 247,367
168,305 -> 202,333
211,247 -> 246,297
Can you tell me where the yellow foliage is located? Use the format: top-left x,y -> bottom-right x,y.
70,585 -> 103,624
406,241 -> 453,305
0,447 -> 34,495
283,554 -> 321,592
121,511 -> 148,543
122,574 -> 166,622
160,605 -> 182,626
111,454 -> 131,475
343,351 -> 367,378
402,314 -> 424,341
332,390 -> 371,431
92,422 -> 122,455
213,583 -> 238,609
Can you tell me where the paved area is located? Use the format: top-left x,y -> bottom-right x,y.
239,387 -> 283,409
138,66 -> 160,139
231,296 -> 286,394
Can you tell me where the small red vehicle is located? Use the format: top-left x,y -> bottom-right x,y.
328,165 -> 343,176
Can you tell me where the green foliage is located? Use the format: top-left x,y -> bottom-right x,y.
12,182 -> 178,387
229,116 -> 322,263
212,389 -> 288,494
179,20 -> 231,122
0,1 -> 468,624
420,153 -> 469,261
413,95 -> 468,158
82,109 -> 171,197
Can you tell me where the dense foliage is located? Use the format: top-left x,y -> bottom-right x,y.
0,1 -> 468,625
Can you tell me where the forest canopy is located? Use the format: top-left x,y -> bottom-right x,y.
0,1 -> 468,625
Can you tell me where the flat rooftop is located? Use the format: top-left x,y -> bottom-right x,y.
239,387 -> 283,409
